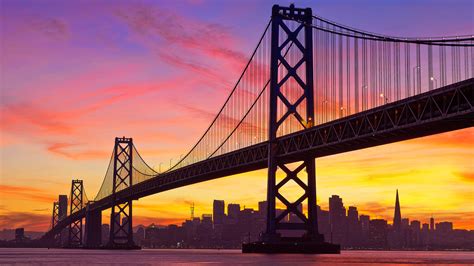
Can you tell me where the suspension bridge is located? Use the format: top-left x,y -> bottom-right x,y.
40,5 -> 473,253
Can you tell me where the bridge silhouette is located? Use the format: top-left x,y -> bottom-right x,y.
41,5 -> 473,253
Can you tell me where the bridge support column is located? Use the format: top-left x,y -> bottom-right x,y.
49,201 -> 61,247
107,137 -> 138,249
243,4 -> 339,254
68,179 -> 83,247
85,206 -> 102,248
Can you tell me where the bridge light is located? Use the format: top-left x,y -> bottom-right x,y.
430,77 -> 438,90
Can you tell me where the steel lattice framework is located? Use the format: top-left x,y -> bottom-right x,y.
51,201 -> 60,246
41,4 -> 474,251
108,137 -> 135,248
68,179 -> 83,247
264,5 -> 321,243
42,79 -> 473,244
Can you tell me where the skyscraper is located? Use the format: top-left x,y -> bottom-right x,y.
228,204 -> 240,221
58,195 -> 68,220
329,195 -> 347,245
213,200 -> 225,225
347,206 -> 361,246
393,189 -> 401,231
258,201 -> 267,218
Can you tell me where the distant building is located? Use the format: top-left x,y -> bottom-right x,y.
258,201 -> 267,218
58,195 -> 68,220
101,224 -> 110,246
359,214 -> 370,246
369,219 -> 388,248
389,190 -> 404,249
393,189 -> 402,231
436,222 -> 453,233
329,195 -> 346,245
401,218 -> 409,228
213,200 -> 225,226
115,197 -> 474,251
317,205 -> 330,241
346,206 -> 361,247
227,204 -> 240,221
14,228 -> 25,242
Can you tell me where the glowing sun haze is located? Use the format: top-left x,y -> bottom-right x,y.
1,0 -> 473,232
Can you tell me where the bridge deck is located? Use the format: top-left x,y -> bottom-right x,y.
43,79 -> 473,240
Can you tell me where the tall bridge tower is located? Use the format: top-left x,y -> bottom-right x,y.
68,179 -> 84,247
243,4 -> 339,253
108,137 -> 136,249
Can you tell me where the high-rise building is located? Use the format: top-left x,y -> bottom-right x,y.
329,195 -> 347,245
360,215 -> 370,234
430,217 -> 435,231
202,214 -> 213,227
15,228 -> 25,242
228,204 -> 240,221
347,206 -> 359,223
401,218 -> 409,228
329,195 -> 346,221
58,195 -> 68,220
369,219 -> 388,248
393,189 -> 401,231
347,206 -> 361,246
317,205 -> 330,240
422,223 -> 429,231
436,222 -> 453,233
360,214 -> 370,246
258,201 -> 267,217
213,200 -> 225,225
410,220 -> 421,231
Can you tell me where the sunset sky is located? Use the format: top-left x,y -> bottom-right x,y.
1,0 -> 473,232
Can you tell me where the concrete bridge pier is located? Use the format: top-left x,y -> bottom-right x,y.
85,207 -> 102,248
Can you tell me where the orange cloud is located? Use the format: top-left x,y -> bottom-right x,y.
0,211 -> 50,232
46,142 -> 110,160
455,171 -> 474,182
0,185 -> 56,203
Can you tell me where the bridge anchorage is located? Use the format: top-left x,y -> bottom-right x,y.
242,4 -> 339,254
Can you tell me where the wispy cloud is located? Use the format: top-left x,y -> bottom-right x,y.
113,3 -> 248,78
0,211 -> 50,232
0,185 -> 56,203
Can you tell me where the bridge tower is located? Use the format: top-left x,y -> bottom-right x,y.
243,4 -> 339,253
68,179 -> 84,247
51,201 -> 60,246
108,137 -> 136,249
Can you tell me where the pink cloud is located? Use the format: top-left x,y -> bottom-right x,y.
113,3 -> 248,75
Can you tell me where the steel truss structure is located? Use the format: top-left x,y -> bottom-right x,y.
108,137 -> 135,248
263,4 -> 322,242
51,201 -> 60,246
68,179 -> 83,247
41,78 -> 473,245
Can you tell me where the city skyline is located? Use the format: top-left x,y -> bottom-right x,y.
5,190 -> 467,250
1,0 -> 473,239
1,189 -> 468,235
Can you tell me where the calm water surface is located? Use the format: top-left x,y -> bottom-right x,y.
0,248 -> 473,265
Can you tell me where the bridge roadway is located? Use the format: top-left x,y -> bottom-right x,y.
43,79 -> 473,240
